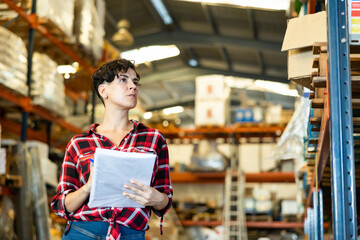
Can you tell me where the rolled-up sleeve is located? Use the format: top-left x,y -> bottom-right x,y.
50,139 -> 79,219
152,133 -> 173,217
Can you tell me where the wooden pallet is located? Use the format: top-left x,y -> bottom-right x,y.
0,174 -> 22,188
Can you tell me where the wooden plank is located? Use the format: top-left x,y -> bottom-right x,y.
311,99 -> 325,108
290,77 -> 314,91
311,98 -> 360,109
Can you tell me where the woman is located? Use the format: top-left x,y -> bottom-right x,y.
51,59 -> 173,240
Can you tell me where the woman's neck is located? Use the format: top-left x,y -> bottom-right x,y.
98,108 -> 132,132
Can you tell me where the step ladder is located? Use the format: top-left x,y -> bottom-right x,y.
223,169 -> 247,240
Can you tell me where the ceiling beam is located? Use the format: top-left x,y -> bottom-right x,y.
138,90 -> 155,107
256,51 -> 265,74
141,66 -> 287,84
144,95 -> 195,111
105,10 -> 118,31
247,9 -> 257,39
144,90 -> 296,111
220,47 -> 232,71
201,3 -> 218,34
141,0 -> 164,27
160,81 -> 180,100
121,31 -> 282,52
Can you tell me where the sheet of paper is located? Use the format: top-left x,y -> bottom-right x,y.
88,148 -> 156,208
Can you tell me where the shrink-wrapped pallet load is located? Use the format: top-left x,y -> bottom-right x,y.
0,27 -> 28,96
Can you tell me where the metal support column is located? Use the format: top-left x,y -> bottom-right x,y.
319,189 -> 324,238
313,189 -> 323,240
21,0 -> 36,141
327,0 -> 358,239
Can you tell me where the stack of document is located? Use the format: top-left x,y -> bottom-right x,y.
88,148 -> 156,208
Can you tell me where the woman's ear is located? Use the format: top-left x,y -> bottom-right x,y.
98,84 -> 108,100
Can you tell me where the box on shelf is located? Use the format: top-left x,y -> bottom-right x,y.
281,109 -> 294,125
27,141 -> 58,187
253,187 -> 271,201
244,198 -> 255,213
195,99 -> 230,127
280,199 -> 298,215
281,11 -> 327,88
235,107 -> 263,123
265,105 -> 282,125
349,0 -> 360,44
195,75 -> 230,100
255,200 -> 273,213
0,27 -> 28,96
74,0 -> 104,60
31,52 -> 66,117
37,0 -> 75,39
40,157 -> 58,187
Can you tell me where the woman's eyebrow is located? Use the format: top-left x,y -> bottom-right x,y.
119,74 -> 138,81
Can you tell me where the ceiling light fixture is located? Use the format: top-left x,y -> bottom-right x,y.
143,112 -> 153,119
162,106 -> 184,115
112,19 -> 134,47
150,0 -> 173,25
57,65 -> 77,74
120,45 -> 180,64
253,80 -> 298,97
112,0 -> 134,47
176,0 -> 290,11
188,59 -> 199,67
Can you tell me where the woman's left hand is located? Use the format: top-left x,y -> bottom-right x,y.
123,180 -> 168,210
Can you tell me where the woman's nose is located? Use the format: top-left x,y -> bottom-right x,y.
129,81 -> 137,89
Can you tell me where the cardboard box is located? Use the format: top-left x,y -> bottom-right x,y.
349,0 -> 360,44
282,11 -> 327,81
281,199 -> 298,215
265,105 -> 282,125
195,99 -> 229,126
195,75 -> 230,100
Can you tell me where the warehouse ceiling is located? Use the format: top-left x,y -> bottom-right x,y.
104,0 -> 292,113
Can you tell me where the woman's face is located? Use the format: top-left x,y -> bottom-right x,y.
105,68 -> 139,109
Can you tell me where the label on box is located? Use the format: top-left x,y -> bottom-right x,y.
350,0 -> 360,43
351,0 -> 360,33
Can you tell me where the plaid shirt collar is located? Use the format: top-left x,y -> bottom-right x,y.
87,120 -> 146,135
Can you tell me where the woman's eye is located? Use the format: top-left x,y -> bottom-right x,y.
133,81 -> 140,86
120,78 -> 127,83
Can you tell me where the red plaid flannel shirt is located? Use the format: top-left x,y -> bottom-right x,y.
51,120 -> 173,240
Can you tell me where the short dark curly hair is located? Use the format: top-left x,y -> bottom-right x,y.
92,59 -> 140,104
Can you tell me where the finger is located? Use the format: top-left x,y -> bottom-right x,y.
130,180 -> 148,190
123,192 -> 145,205
123,184 -> 144,195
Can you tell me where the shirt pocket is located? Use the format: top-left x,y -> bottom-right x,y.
78,153 -> 94,184
129,146 -> 157,155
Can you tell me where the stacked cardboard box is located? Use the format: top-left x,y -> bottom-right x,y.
31,52 -> 66,117
281,11 -> 327,89
195,75 -> 230,126
36,0 -> 75,39
0,27 -> 28,96
74,0 -> 105,60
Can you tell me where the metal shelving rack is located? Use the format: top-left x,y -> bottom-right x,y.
0,0 -> 97,145
305,1 -> 358,239
327,0 -> 357,239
